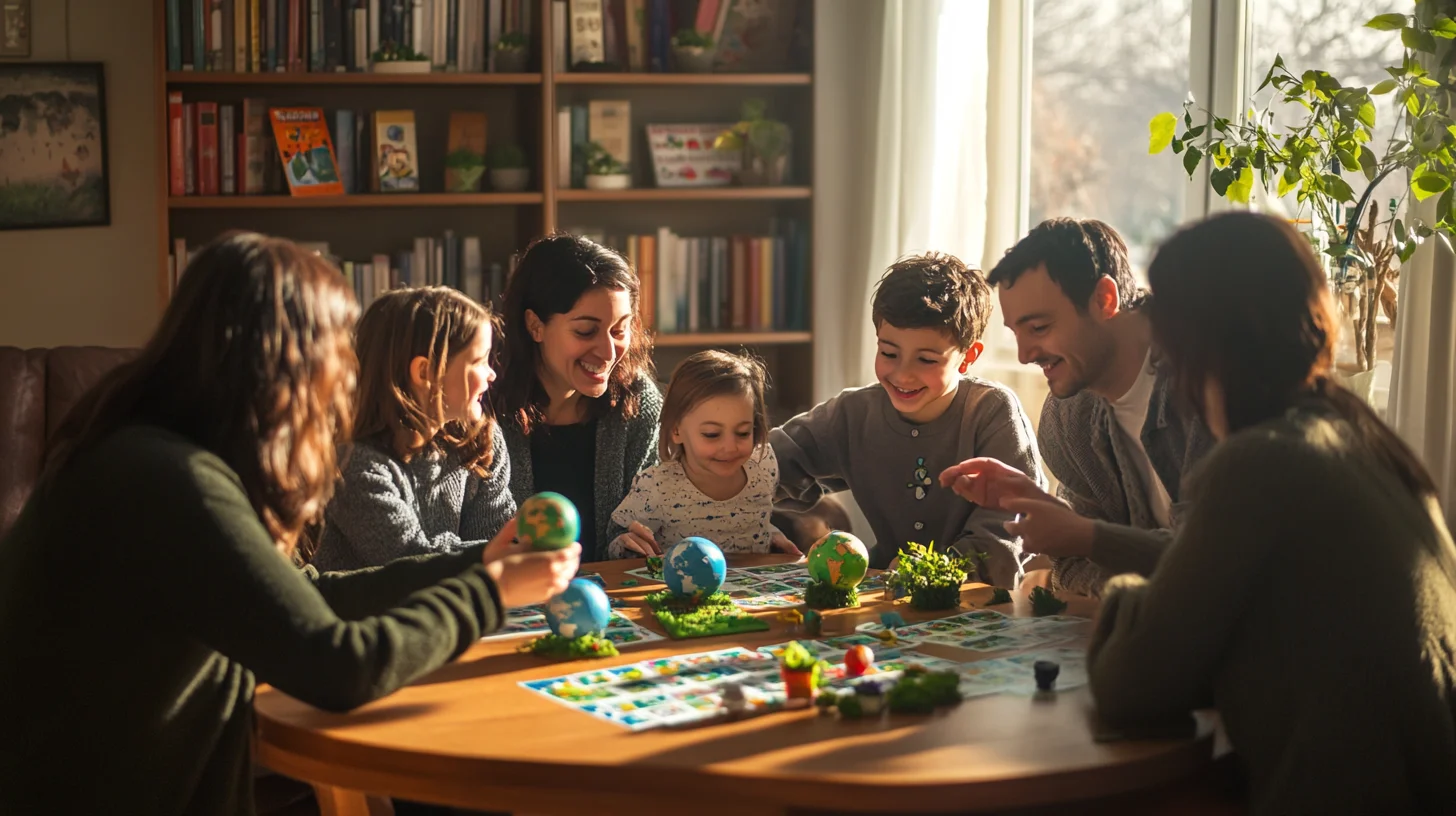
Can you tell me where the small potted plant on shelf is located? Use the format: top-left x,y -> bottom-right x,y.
494,31 -> 530,72
583,141 -> 631,190
714,98 -> 791,186
487,144 -> 530,192
371,41 -> 431,74
671,28 -> 715,73
886,541 -> 970,612
444,145 -> 486,193
778,640 -> 827,701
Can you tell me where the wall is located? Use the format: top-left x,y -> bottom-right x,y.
0,0 -> 160,348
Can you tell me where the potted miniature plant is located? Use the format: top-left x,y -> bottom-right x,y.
583,141 -> 631,190
444,145 -> 486,193
778,640 -> 828,701
671,28 -> 715,73
495,31 -> 529,72
371,41 -> 431,73
886,541 -> 970,611
714,98 -> 791,186
487,143 -> 530,192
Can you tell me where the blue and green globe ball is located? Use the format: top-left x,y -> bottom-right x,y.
664,536 -> 727,599
519,491 -> 579,551
807,530 -> 870,590
545,578 -> 612,639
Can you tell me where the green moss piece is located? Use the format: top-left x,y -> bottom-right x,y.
908,584 -> 961,611
836,693 -> 864,718
524,632 -> 619,659
645,589 -> 770,639
986,587 -> 1012,605
886,668 -> 963,714
804,579 -> 860,609
620,578 -> 639,587
1029,586 -> 1069,616
644,556 -> 664,579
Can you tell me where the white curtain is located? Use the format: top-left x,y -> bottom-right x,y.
813,0 -> 1017,399
1388,223 -> 1456,522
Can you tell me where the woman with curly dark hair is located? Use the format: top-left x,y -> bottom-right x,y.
0,233 -> 579,815
491,233 -> 662,561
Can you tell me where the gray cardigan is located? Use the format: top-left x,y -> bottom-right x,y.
312,425 -> 516,571
501,373 -> 662,561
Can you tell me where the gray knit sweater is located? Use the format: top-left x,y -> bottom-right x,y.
501,373 -> 662,561
312,425 -> 516,571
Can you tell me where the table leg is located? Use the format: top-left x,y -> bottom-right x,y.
312,784 -> 396,816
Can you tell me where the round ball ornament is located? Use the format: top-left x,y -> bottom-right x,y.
807,530 -> 870,590
663,536 -> 727,599
544,578 -> 612,639
518,491 -> 580,551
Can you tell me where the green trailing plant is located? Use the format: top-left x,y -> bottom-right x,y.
1148,2 -> 1456,372
886,666 -> 963,714
372,40 -> 428,62
645,589 -> 769,638
584,141 -> 628,176
714,98 -> 791,161
804,580 -> 859,610
444,146 -> 485,170
671,28 -> 714,49
1029,586 -> 1068,617
887,541 -> 971,611
487,143 -> 528,170
496,31 -> 529,50
523,632 -> 619,659
986,587 -> 1012,606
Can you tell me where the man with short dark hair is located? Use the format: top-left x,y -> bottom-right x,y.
940,218 -> 1214,596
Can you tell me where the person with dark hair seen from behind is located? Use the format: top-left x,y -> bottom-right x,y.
1070,211 -> 1456,813
0,233 -> 579,815
939,218 -> 1215,596
491,233 -> 663,562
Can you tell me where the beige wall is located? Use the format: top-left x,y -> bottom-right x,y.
0,0 -> 160,348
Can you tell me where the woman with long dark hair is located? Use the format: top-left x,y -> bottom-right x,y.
0,233 -> 579,815
1071,212 -> 1456,812
491,234 -> 662,561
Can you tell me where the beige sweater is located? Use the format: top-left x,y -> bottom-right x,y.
1088,404 -> 1456,815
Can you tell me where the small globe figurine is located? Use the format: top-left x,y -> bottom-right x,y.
544,578 -> 612,639
519,491 -> 579,551
807,530 -> 870,590
663,536 -> 727,599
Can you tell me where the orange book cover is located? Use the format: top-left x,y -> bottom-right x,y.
637,233 -> 656,333
268,107 -> 345,197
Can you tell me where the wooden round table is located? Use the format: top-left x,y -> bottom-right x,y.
254,556 -> 1216,815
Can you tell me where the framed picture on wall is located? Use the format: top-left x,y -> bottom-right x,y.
0,62 -> 111,231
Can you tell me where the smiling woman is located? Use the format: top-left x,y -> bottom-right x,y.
491,234 -> 663,561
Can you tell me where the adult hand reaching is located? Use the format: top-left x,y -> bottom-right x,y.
938,457 -> 1055,511
1003,497 -> 1094,558
484,542 -> 582,609
611,522 -> 662,557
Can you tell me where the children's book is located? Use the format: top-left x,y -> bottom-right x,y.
267,107 -> 344,197
372,110 -> 420,193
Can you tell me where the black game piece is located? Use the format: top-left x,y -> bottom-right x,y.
1033,660 -> 1060,692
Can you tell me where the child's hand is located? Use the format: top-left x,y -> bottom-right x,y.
612,522 -> 661,556
484,542 -> 581,609
939,457 -> 1053,510
770,531 -> 802,556
481,517 -> 523,565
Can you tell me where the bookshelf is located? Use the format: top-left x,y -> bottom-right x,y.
154,0 -> 816,416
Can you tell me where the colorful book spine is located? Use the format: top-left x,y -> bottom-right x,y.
182,102 -> 197,194
167,0 -> 183,70
220,104 -> 237,194
195,102 -> 220,195
193,0 -> 207,71
233,0 -> 249,70
334,109 -> 356,193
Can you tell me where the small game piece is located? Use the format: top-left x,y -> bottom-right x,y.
843,644 -> 875,677
518,492 -> 580,551
836,693 -> 864,719
1029,586 -> 1069,616
986,587 -> 1012,605
663,536 -> 728,599
644,556 -> 664,579
722,682 -> 747,715
776,608 -> 804,633
814,690 -> 840,716
870,630 -> 898,645
620,578 -> 639,587
544,578 -> 612,639
803,609 -> 823,637
879,611 -> 907,629
779,641 -> 827,700
1034,660 -> 1060,692
855,680 -> 888,715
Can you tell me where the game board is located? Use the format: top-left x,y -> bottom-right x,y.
857,609 -> 1086,653
484,604 -> 663,647
956,647 -> 1090,697
622,563 -> 887,610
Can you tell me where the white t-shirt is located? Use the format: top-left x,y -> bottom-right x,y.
1110,350 -> 1174,527
609,445 -> 781,555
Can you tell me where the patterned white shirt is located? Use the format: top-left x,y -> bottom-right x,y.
608,445 -> 781,556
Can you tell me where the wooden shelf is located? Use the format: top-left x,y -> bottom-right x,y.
652,331 -> 812,347
169,193 -> 544,209
165,71 -> 542,85
556,187 -> 811,202
555,72 -> 811,86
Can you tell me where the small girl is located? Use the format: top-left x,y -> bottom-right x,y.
608,350 -> 800,557
313,286 -> 516,571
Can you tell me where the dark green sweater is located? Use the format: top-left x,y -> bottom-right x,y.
0,426 -> 506,815
1088,404 -> 1456,814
